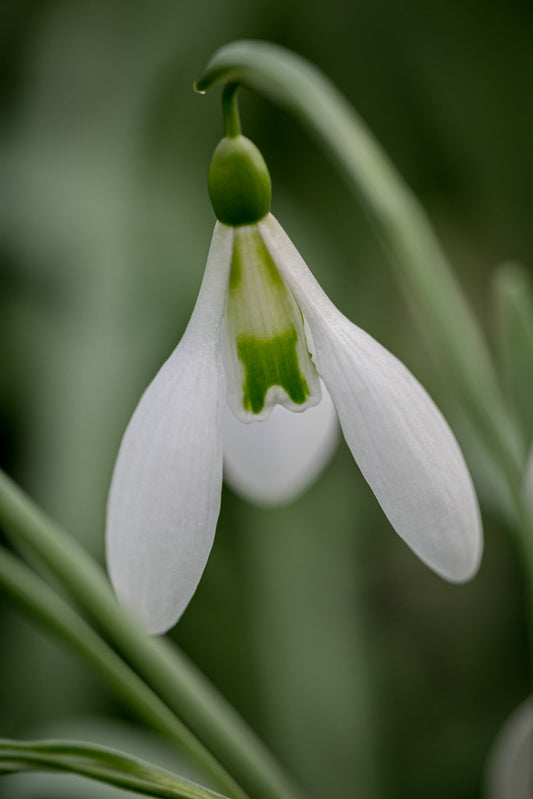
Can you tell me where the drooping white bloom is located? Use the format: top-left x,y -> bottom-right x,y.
106,211 -> 482,634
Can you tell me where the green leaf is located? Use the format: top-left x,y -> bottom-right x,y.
0,739 -> 228,799
0,546 -> 242,798
494,262 -> 533,448
0,470 -> 301,799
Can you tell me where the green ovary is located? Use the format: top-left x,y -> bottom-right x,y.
237,327 -> 310,414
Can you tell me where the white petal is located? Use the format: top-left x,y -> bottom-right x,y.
486,698 -> 533,799
260,214 -> 482,581
223,381 -> 339,506
106,223 -> 233,634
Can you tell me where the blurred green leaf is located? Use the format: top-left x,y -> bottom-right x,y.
0,739 -> 228,799
0,716 -> 199,798
0,543 -> 239,797
494,262 -> 533,448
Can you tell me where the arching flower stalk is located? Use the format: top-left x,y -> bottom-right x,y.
106,84 -> 482,634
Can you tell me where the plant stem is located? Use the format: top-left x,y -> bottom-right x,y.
222,83 -> 242,138
0,470 -> 304,799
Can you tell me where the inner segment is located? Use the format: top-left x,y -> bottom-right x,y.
237,327 -> 310,415
224,224 -> 320,422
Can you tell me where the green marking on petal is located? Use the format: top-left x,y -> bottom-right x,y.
225,223 -> 321,421
238,327 -> 310,414
229,227 -> 283,292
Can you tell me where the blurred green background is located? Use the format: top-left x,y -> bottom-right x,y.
1,1 -> 532,797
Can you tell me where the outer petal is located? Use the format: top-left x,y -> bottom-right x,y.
223,381 -> 339,506
260,214 -> 482,581
106,223 -> 233,634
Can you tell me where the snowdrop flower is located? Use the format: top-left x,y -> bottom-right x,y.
107,113 -> 482,634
